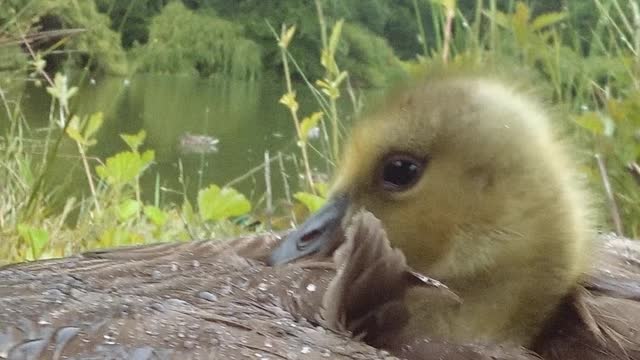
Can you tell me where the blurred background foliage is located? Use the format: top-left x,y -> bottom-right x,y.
3,0 -> 598,84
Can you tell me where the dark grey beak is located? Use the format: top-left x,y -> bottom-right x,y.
268,195 -> 349,265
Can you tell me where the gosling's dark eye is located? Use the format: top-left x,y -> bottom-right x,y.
380,154 -> 426,192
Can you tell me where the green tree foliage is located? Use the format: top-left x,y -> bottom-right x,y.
94,0 -> 169,48
1,0 -> 128,75
182,0 -> 407,86
132,2 -> 262,79
338,23 -> 407,87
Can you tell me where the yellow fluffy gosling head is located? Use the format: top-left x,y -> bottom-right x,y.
269,73 -> 594,347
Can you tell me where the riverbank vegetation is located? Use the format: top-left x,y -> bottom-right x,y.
1,0 -> 640,264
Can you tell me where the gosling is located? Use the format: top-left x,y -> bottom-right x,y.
269,73 -> 594,347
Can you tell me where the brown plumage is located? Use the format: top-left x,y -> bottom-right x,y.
533,234 -> 640,360
0,211 -> 540,360
0,210 -> 638,359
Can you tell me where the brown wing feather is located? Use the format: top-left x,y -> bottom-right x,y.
4,218 -> 636,360
0,215 -> 539,360
320,210 -> 539,360
534,235 -> 640,360
0,233 -> 395,360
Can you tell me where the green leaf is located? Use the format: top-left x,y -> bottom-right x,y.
279,25 -> 296,49
84,112 -> 104,141
198,184 -> 251,221
531,12 -> 567,31
320,49 -> 337,75
328,19 -> 344,57
279,92 -> 299,113
18,224 -> 49,260
313,182 -> 330,198
575,112 -> 604,136
141,149 -> 155,164
117,199 -> 141,221
513,2 -> 531,25
294,192 -> 326,213
121,130 -> 147,152
182,200 -> 196,224
316,79 -> 339,99
65,117 -> 85,145
300,112 -> 323,143
334,71 -> 348,87
96,150 -> 155,185
488,11 -> 511,28
144,205 -> 168,226
46,73 -> 77,110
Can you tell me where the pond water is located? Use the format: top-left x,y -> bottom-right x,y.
4,73 -> 351,206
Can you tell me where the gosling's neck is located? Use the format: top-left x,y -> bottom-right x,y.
404,220 -> 591,346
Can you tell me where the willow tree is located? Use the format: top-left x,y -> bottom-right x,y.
133,2 -> 262,80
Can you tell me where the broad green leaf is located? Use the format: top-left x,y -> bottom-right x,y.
117,199 -> 141,221
121,130 -> 147,152
294,192 -> 326,213
300,112 -> 323,143
96,150 -> 155,185
198,184 -> 251,221
531,12 -> 567,31
18,224 -> 49,260
144,205 -> 168,226
574,112 -> 604,136
141,149 -> 155,164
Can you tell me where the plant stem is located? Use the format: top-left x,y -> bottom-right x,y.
490,0 -> 497,52
314,0 -> 341,162
76,142 -> 101,214
278,25 -> 316,193
595,153 -> 624,236
278,151 -> 297,225
442,5 -> 455,63
264,151 -> 272,231
413,0 -> 429,57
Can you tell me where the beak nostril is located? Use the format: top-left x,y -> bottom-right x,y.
297,229 -> 323,250
269,195 -> 349,265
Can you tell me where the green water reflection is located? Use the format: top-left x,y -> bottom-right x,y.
9,73 -> 332,205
